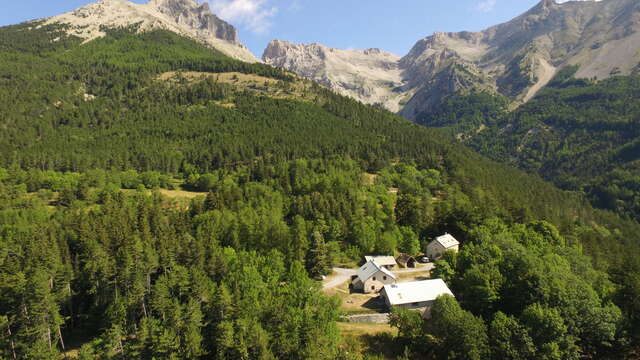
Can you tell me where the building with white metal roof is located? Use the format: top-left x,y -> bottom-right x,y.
426,233 -> 460,259
364,255 -> 397,269
381,279 -> 454,310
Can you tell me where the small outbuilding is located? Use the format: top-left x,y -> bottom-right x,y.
426,233 -> 460,259
381,279 -> 454,315
364,255 -> 397,270
351,260 -> 397,293
396,254 -> 417,268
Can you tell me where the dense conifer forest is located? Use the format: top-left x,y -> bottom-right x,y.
418,67 -> 640,223
1,22 -> 639,359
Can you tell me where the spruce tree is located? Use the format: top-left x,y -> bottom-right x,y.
306,230 -> 330,278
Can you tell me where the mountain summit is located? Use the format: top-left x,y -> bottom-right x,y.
263,40 -> 405,112
45,0 -> 259,62
263,0 -> 640,119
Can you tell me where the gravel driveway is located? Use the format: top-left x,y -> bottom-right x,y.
322,264 -> 434,290
323,268 -> 357,289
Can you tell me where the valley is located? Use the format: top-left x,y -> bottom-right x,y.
261,0 -> 640,225
264,0 -> 640,119
0,0 -> 639,359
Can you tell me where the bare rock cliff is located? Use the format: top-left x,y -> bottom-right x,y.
263,40 -> 406,112
263,0 -> 640,120
149,0 -> 238,43
46,0 -> 259,62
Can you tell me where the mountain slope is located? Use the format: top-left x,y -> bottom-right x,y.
469,67 -> 640,221
263,40 -> 408,112
45,0 -> 258,62
263,0 -> 640,119
1,18 -> 640,360
0,21 -> 629,232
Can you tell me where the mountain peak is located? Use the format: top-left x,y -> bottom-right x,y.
540,0 -> 556,8
264,0 -> 640,119
149,0 -> 195,4
147,0 -> 238,44
147,0 -> 201,9
262,40 -> 404,111
45,0 -> 259,62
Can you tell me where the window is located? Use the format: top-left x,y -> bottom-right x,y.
371,285 -> 375,290
383,276 -> 387,280
372,276 -> 376,281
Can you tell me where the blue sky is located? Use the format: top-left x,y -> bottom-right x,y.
1,0 -> 543,56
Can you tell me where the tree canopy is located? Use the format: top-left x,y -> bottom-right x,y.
0,22 -> 639,359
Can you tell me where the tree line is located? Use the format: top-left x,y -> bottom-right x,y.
0,22 -> 639,359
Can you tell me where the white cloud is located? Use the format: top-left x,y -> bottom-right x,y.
208,0 -> 277,34
475,0 -> 497,12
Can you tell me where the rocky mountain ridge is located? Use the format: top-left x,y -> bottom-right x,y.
45,0 -> 259,62
263,40 -> 407,112
263,0 -> 640,120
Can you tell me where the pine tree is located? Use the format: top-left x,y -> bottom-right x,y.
0,315 -> 17,360
290,216 -> 309,263
204,191 -> 219,211
20,269 -> 64,359
182,299 -> 204,359
306,230 -> 330,278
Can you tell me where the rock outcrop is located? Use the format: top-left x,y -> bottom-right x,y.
149,0 -> 237,43
46,0 -> 258,63
263,40 -> 407,112
263,0 -> 640,120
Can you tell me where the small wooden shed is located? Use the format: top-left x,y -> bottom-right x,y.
396,254 -> 417,268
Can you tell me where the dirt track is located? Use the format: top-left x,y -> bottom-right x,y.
322,264 -> 434,290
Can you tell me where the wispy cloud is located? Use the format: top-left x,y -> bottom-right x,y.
208,0 -> 277,34
475,0 -> 497,12
288,0 -> 302,12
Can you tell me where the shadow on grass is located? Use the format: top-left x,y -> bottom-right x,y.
360,332 -> 407,359
361,296 -> 388,313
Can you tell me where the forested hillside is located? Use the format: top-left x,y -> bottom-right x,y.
474,67 -> 640,222
1,22 -> 639,359
419,67 -> 640,223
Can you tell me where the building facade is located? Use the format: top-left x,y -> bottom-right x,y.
426,233 -> 460,259
351,260 -> 396,293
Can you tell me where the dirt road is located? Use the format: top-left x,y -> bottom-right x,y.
322,264 -> 434,290
395,264 -> 434,274
323,268 -> 357,289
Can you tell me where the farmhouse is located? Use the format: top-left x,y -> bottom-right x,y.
351,260 -> 396,293
426,233 -> 460,259
381,279 -> 454,313
396,253 -> 417,268
364,255 -> 397,269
